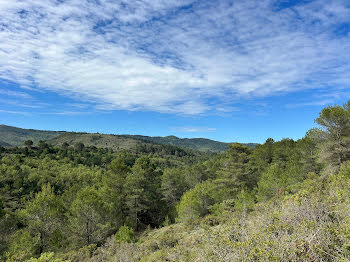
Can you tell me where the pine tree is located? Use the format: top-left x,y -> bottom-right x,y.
69,186 -> 112,245
315,101 -> 350,173
215,143 -> 251,198
19,183 -> 64,253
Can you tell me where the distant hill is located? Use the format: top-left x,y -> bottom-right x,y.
125,135 -> 230,152
0,125 -> 64,147
0,124 -> 257,152
0,140 -> 12,147
48,133 -> 145,152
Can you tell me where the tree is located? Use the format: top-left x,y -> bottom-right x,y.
74,142 -> 85,152
124,173 -> 147,231
234,188 -> 255,214
100,158 -> 131,227
26,252 -> 69,262
296,133 -> 321,174
248,138 -> 275,184
177,181 -> 218,222
184,162 -> 210,188
125,156 -> 165,230
215,143 -> 252,199
272,138 -> 296,169
257,164 -> 284,201
6,230 -> 40,261
18,183 -> 64,254
24,140 -> 33,148
0,196 -> 18,257
69,186 -> 112,245
115,225 -> 135,243
161,167 -> 188,207
37,140 -> 49,150
315,101 -> 350,173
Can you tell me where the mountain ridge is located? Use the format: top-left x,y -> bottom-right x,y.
0,124 -> 257,152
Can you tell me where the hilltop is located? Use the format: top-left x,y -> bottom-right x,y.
0,125 -> 64,147
124,135 -> 233,152
0,124 -> 255,152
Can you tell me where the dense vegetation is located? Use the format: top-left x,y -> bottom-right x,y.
123,135 -> 257,152
0,125 -> 241,152
1,101 -> 350,261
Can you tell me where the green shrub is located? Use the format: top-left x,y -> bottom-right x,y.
115,225 -> 136,243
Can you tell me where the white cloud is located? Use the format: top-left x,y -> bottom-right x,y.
0,0 -> 350,114
0,89 -> 32,99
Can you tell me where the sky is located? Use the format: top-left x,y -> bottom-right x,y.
0,0 -> 350,143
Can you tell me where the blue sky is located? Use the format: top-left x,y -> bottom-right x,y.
1,0 -> 350,143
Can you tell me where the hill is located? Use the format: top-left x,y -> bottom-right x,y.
0,124 -> 254,152
125,135 -> 232,152
0,140 -> 12,147
0,125 -> 64,147
2,102 -> 350,261
48,132 -> 145,152
49,133 -> 237,153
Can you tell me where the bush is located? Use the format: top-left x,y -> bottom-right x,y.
115,225 -> 136,243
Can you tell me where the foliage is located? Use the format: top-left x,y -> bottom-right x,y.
18,183 -> 65,253
1,124 -> 257,153
2,101 -> 350,261
115,225 -> 136,243
25,252 -> 69,262
177,181 -> 219,222
314,101 -> 350,173
69,186 -> 113,246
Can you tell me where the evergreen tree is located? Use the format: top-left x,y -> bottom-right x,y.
115,225 -> 135,243
215,143 -> 251,198
69,186 -> 112,245
315,101 -> 350,173
177,181 -> 218,222
161,167 -> 188,207
18,183 -> 64,253
125,156 -> 165,230
257,164 -> 284,201
103,158 -> 130,221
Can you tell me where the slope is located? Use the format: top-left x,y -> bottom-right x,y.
0,124 -> 256,152
0,124 -> 64,147
48,132 -> 144,152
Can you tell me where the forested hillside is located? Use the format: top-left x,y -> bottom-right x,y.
0,141 -> 11,147
123,135 -> 249,152
0,125 -> 64,147
1,101 -> 350,261
48,133 -> 152,152
0,125 -> 237,152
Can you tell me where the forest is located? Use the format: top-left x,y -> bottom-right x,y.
1,101 -> 350,261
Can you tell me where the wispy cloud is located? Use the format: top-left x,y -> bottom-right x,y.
66,103 -> 91,109
0,109 -> 29,115
286,99 -> 335,108
0,0 -> 350,114
0,98 -> 44,108
47,111 -> 91,116
0,89 -> 32,99
172,127 -> 216,133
